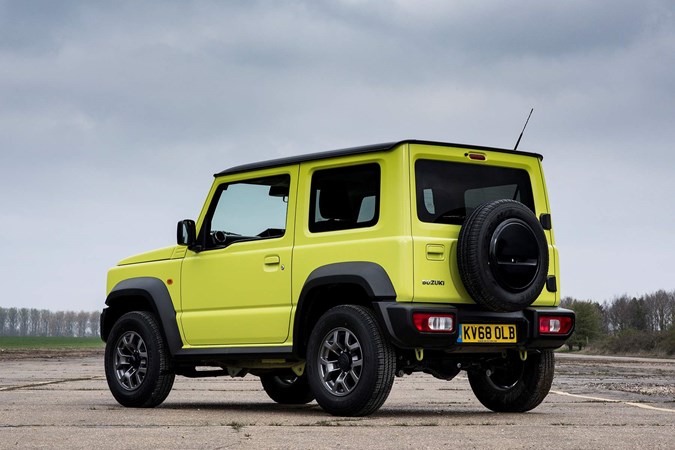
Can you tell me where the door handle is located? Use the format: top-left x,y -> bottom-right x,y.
264,255 -> 281,265
426,244 -> 445,261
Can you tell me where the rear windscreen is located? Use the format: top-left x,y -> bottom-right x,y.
415,159 -> 535,225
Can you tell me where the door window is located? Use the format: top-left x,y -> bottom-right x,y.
203,174 -> 290,248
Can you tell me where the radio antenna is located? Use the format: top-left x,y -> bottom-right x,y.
513,108 -> 534,151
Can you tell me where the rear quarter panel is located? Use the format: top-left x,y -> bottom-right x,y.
291,147 -> 415,313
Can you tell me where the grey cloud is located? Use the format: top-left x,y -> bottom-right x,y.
0,1 -> 82,53
0,0 -> 673,310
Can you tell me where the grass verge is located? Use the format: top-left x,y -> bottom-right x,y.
0,336 -> 104,349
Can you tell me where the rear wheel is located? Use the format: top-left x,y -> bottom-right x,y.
260,371 -> 314,405
306,305 -> 395,416
468,350 -> 554,412
104,311 -> 175,408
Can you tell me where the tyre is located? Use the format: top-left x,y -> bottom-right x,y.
468,350 -> 554,412
458,199 -> 549,312
306,305 -> 395,416
260,371 -> 315,405
104,311 -> 175,408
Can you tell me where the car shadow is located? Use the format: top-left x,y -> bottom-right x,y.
150,401 -> 540,419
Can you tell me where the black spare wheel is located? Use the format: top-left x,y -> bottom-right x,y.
458,199 -> 549,312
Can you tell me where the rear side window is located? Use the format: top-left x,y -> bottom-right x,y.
415,159 -> 534,225
309,163 -> 380,233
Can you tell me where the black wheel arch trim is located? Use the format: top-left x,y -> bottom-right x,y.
292,262 -> 397,356
301,262 -> 397,299
102,277 -> 183,355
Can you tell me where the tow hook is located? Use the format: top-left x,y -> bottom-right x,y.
415,348 -> 424,361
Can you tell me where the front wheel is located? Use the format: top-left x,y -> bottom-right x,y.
260,371 -> 314,405
104,311 -> 175,408
306,305 -> 395,417
468,350 -> 554,412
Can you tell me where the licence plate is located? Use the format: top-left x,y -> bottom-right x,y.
457,324 -> 517,343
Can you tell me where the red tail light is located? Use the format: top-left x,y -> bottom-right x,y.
413,313 -> 455,333
539,316 -> 573,334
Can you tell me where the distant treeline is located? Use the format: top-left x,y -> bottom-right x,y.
562,289 -> 675,356
2,289 -> 674,354
0,307 -> 100,337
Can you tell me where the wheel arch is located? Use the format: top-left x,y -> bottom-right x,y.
102,277 -> 183,355
292,262 -> 396,357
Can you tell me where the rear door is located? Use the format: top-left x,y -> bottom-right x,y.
409,143 -> 556,306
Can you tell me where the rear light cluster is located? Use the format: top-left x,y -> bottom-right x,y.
413,313 -> 455,333
539,316 -> 573,335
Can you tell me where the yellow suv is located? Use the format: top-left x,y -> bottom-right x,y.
101,140 -> 574,416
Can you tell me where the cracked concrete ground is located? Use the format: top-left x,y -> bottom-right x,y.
0,352 -> 673,449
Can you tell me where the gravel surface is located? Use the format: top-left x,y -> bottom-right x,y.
0,352 -> 673,449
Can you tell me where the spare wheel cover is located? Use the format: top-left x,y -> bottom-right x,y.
457,199 -> 549,312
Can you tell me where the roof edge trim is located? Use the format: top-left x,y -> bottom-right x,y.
214,139 -> 543,177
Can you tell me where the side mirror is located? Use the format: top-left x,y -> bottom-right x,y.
177,219 -> 196,247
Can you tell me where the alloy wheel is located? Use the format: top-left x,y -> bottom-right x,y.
318,327 -> 363,396
114,331 -> 148,391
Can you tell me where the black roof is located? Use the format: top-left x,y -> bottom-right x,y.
215,139 -> 543,177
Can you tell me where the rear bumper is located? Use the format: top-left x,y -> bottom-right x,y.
373,302 -> 575,352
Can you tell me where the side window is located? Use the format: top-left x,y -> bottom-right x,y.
309,163 -> 380,233
203,174 -> 290,248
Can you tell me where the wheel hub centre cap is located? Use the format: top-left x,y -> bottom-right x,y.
131,351 -> 141,368
337,352 -> 352,371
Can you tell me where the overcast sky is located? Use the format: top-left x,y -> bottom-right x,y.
1,0 -> 673,312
